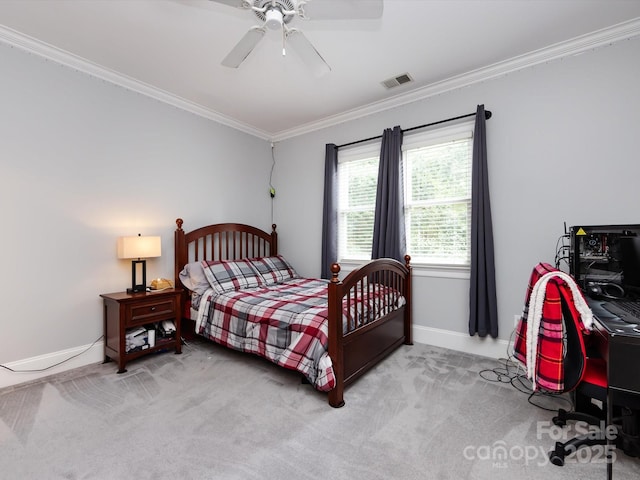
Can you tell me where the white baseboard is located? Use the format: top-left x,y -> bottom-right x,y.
0,325 -> 511,390
412,324 -> 512,359
0,341 -> 104,390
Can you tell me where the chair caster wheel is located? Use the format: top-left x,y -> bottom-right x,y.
549,442 -> 566,467
552,408 -> 568,427
549,452 -> 565,467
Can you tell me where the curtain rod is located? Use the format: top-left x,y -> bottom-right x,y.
336,109 -> 492,149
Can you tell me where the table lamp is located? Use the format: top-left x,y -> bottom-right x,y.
117,234 -> 161,293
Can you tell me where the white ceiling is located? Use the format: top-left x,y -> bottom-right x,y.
1,0 -> 640,140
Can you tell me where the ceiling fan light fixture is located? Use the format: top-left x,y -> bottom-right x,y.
265,8 -> 284,30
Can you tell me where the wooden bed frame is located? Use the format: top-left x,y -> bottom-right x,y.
174,218 -> 412,407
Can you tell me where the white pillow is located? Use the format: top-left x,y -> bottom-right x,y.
179,262 -> 210,295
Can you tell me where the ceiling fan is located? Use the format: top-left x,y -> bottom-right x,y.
210,0 -> 384,76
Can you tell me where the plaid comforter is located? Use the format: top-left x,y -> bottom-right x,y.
196,278 -> 405,392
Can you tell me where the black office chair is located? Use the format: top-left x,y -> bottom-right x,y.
513,263 -> 612,466
547,296 -> 609,466
514,263 -> 640,466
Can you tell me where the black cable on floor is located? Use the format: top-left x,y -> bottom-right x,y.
478,327 -> 573,412
0,335 -> 104,373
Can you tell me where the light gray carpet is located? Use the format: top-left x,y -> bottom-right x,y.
1,339 -> 638,480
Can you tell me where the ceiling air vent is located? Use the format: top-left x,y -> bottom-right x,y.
381,73 -> 413,89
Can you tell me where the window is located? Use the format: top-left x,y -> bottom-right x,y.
403,123 -> 473,266
337,143 -> 380,261
337,122 -> 473,267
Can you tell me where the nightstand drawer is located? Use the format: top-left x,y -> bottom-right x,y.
127,298 -> 176,326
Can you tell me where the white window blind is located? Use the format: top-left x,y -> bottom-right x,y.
403,124 -> 473,265
337,143 -> 380,261
336,122 -> 474,267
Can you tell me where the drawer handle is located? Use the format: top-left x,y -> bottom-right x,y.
150,306 -> 156,311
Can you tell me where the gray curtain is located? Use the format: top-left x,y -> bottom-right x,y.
321,143 -> 338,279
372,126 -> 405,262
468,105 -> 498,337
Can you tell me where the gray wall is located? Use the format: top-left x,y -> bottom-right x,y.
272,37 -> 640,355
2,32 -> 639,385
0,42 -> 272,368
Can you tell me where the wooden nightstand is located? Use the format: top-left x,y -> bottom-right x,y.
100,289 -> 182,373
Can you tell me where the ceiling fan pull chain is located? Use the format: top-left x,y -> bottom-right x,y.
282,24 -> 286,56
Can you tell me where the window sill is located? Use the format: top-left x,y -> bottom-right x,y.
411,264 -> 470,280
336,260 -> 470,280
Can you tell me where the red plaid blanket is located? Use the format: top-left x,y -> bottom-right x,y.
196,278 -> 404,392
513,263 -> 592,392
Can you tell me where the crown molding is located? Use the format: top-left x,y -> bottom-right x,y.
271,17 -> 640,142
0,25 -> 272,140
2,18 -> 639,143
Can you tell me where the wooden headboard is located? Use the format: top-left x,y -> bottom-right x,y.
174,218 -> 278,290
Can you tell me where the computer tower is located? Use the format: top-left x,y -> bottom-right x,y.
569,224 -> 640,298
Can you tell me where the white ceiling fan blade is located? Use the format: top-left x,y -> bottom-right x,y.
221,27 -> 266,68
300,0 -> 383,20
286,29 -> 331,77
208,0 -> 249,8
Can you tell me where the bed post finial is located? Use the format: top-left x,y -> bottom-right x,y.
404,254 -> 411,268
330,263 -> 341,283
176,218 -> 183,231
272,224 -> 277,233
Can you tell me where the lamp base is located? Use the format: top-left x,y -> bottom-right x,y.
126,286 -> 147,294
129,259 -> 147,294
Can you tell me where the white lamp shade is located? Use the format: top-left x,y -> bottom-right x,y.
117,235 -> 161,259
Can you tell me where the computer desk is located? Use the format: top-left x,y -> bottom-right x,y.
587,298 -> 640,480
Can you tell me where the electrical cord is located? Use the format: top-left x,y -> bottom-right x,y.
0,335 -> 104,373
269,142 -> 276,225
480,231 -> 578,413
478,326 -> 573,412
555,233 -> 571,270
478,327 -> 525,385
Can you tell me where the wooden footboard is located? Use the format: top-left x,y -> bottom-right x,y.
327,256 -> 412,408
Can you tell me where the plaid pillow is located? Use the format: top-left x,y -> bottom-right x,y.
201,259 -> 264,294
249,255 -> 299,285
